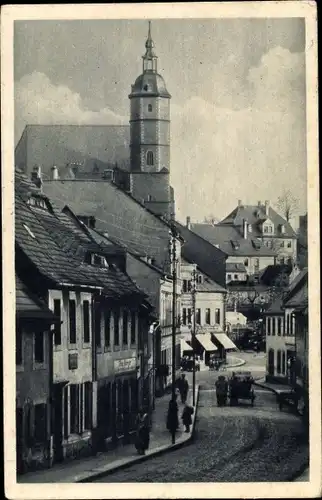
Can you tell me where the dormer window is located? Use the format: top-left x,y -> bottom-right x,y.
197,275 -> 203,284
84,252 -> 108,268
231,240 -> 240,250
27,195 -> 50,211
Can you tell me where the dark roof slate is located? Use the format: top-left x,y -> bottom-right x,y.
16,273 -> 57,320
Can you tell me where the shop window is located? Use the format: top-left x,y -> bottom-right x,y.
34,404 -> 47,444
53,299 -> 61,345
272,318 -> 276,336
70,385 -> 79,434
34,331 -> 44,363
205,308 -> 211,325
215,308 -> 220,325
84,382 -> 92,430
277,317 -> 282,336
104,310 -> 111,347
123,310 -> 128,345
114,309 -> 120,346
16,325 -> 22,365
83,300 -> 90,343
69,299 -> 76,344
277,350 -> 281,374
196,308 -> 201,325
130,312 -> 136,344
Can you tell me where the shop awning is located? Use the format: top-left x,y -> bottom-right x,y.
181,339 -> 193,352
213,333 -> 238,350
196,333 -> 218,351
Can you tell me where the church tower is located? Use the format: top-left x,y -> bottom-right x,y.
129,22 -> 171,173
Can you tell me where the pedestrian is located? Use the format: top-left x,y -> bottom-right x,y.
177,373 -> 189,404
181,403 -> 194,433
166,397 -> 179,442
135,409 -> 150,455
215,375 -> 228,407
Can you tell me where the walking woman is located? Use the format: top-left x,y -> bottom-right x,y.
166,397 -> 179,443
135,410 -> 150,455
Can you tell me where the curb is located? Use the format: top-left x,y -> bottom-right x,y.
76,386 -> 200,483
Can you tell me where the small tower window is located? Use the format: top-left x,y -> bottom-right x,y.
146,151 -> 154,166
143,84 -> 149,91
148,104 -> 152,112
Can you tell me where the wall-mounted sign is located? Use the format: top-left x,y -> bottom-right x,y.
114,357 -> 137,374
68,353 -> 78,370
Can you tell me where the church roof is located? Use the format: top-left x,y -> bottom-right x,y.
15,124 -> 130,177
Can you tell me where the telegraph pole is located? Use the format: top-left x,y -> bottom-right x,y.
192,268 -> 197,406
170,222 -> 177,444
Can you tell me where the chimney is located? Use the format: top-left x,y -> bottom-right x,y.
258,201 -> 261,206
265,200 -> 270,216
51,165 -> 59,180
31,165 -> 43,190
238,200 -> 242,207
243,219 -> 248,239
186,216 -> 191,229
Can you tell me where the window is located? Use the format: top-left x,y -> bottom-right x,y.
215,308 -> 220,325
277,317 -> 282,336
287,241 -> 292,248
95,305 -> 101,347
187,308 -> 192,325
53,299 -> 61,345
267,317 -> 271,335
182,308 -> 187,325
83,300 -> 90,343
84,382 -> 92,430
16,325 -> 22,365
182,280 -> 191,292
244,258 -> 249,266
234,274 -> 238,280
69,300 -> 76,344
286,314 -> 290,335
34,331 -> 44,363
148,104 -> 152,112
268,226 -> 273,233
34,404 -> 47,443
264,226 -> 268,233
63,387 -> 69,439
104,310 -> 111,347
205,308 -> 211,325
267,240 -> 273,249
277,350 -> 281,374
282,352 -> 286,374
280,241 -> 285,248
70,385 -> 79,434
280,257 -> 285,265
268,349 -> 274,376
122,310 -> 128,345
197,275 -> 203,284
196,309 -> 201,325
130,312 -> 136,344
272,318 -> 276,336
114,309 -> 120,346
147,151 -> 154,166
254,258 -> 260,269
227,274 -> 232,281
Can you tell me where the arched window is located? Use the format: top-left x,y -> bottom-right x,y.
272,317 -> 276,336
268,349 -> 274,376
267,317 -> 271,335
277,317 -> 282,336
277,350 -> 281,374
146,151 -> 154,166
282,351 -> 286,374
148,104 -> 152,112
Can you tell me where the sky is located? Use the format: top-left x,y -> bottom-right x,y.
14,18 -> 307,226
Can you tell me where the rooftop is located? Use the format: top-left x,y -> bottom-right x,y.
16,273 -> 57,321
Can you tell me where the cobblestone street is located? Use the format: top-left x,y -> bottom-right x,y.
94,361 -> 309,483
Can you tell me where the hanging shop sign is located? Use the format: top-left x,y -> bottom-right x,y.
114,357 -> 137,374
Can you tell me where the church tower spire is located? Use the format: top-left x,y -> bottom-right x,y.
142,21 -> 158,73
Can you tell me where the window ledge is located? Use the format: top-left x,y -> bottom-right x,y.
82,343 -> 91,349
33,362 -> 47,370
68,344 -> 77,350
104,347 -> 112,353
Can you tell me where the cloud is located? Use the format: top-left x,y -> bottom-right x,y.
15,71 -> 127,142
170,47 -> 306,226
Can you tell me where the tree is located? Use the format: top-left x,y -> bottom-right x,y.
277,189 -> 299,222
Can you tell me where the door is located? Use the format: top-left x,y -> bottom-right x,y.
52,385 -> 63,463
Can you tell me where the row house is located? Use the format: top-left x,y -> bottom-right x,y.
76,218 -> 182,397
264,268 -> 308,385
15,274 -> 58,474
15,169 -> 154,471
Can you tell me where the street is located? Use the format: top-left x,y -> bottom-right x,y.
94,352 -> 309,483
